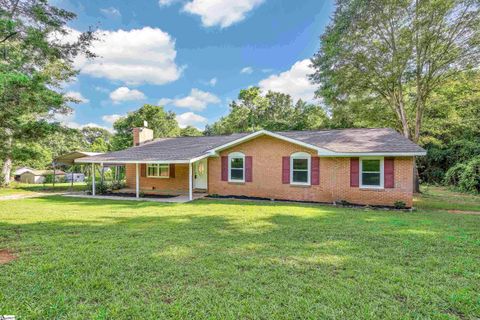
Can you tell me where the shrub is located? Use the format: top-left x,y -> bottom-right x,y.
444,156 -> 480,193
111,181 -> 126,191
393,201 -> 406,209
86,181 -> 110,195
337,200 -> 352,206
44,174 -> 54,184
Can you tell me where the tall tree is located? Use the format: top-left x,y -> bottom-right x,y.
0,0 -> 95,185
311,0 -> 480,141
81,127 -> 112,146
180,126 -> 203,137
111,104 -> 180,150
311,0 -> 480,190
206,87 -> 329,135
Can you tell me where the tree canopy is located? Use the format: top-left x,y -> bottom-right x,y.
205,87 -> 329,135
0,0 -> 95,185
111,104 -> 181,151
311,0 -> 480,142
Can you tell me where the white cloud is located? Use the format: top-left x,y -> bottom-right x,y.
94,86 -> 109,93
208,77 -> 217,86
176,112 -> 208,129
158,98 -> 173,106
65,91 -> 89,103
159,0 -> 180,6
53,111 -> 112,132
102,114 -> 123,124
183,0 -> 264,28
240,66 -> 253,74
71,27 -> 181,85
109,87 -> 146,103
200,77 -> 217,87
258,59 -> 317,102
159,88 -> 220,111
100,7 -> 121,18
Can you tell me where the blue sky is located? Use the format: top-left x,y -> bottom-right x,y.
54,0 -> 335,131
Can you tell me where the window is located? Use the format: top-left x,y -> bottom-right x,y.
360,158 -> 384,188
228,152 -> 245,182
147,164 -> 169,178
290,152 -> 311,185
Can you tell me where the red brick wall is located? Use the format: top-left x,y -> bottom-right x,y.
125,163 -> 189,195
208,135 -> 414,207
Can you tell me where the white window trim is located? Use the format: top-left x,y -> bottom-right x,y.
228,152 -> 245,183
290,152 -> 311,186
147,163 -> 170,179
359,157 -> 384,189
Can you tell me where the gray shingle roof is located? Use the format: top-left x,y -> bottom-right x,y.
279,128 -> 426,153
76,128 -> 425,163
77,133 -> 251,163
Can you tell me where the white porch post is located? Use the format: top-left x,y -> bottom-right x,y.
91,163 -> 96,196
136,163 -> 140,199
188,162 -> 193,201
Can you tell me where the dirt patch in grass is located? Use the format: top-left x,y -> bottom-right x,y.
448,210 -> 480,215
0,249 -> 17,265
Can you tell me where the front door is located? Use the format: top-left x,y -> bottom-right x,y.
193,159 -> 208,190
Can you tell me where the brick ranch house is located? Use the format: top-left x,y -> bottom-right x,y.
76,127 -> 426,208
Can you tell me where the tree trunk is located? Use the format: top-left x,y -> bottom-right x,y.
1,133 -> 13,187
1,156 -> 12,187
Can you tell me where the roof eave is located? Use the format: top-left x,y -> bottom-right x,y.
317,151 -> 427,157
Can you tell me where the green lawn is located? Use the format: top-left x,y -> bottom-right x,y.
0,188 -> 479,319
0,182 -> 87,196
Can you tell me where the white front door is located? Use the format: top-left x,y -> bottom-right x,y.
193,159 -> 208,190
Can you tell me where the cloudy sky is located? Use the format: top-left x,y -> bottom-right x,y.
55,0 -> 335,131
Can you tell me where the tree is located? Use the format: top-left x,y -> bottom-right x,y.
311,0 -> 480,142
205,87 -> 329,135
81,127 -> 112,146
111,105 -> 180,150
180,126 -> 203,137
417,70 -> 480,183
0,0 -> 95,185
311,0 -> 480,191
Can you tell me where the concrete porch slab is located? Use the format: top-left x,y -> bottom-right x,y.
62,192 -> 207,203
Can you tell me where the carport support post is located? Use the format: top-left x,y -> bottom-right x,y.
136,163 -> 140,199
70,166 -> 74,190
92,163 -> 96,196
189,162 -> 193,201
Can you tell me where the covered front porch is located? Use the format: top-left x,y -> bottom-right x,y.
77,157 -> 209,201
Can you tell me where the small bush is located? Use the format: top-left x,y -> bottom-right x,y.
393,201 -> 406,209
86,181 -> 110,195
444,156 -> 480,193
337,200 -> 352,206
44,174 -> 54,184
111,181 -> 126,190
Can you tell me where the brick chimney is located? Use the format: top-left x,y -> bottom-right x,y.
133,127 -> 153,146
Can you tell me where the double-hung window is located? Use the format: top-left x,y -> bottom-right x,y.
360,158 -> 384,188
228,152 -> 245,182
147,164 -> 169,178
290,152 -> 311,185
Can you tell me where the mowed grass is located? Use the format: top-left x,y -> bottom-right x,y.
0,182 -> 86,196
0,188 -> 479,319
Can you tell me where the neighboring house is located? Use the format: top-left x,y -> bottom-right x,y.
13,167 -> 34,181
65,173 -> 85,183
18,169 -> 66,184
76,127 -> 426,208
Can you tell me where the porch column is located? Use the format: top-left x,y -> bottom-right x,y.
136,163 -> 140,199
92,163 -> 96,196
188,162 -> 193,201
